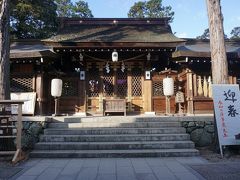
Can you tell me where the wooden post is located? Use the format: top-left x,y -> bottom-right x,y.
143,80 -> 152,112
193,74 -> 197,97
187,71 -> 194,114
99,66 -> 103,113
12,103 -> 23,163
206,0 -> 228,84
36,74 -> 43,115
127,67 -> 132,112
165,96 -> 171,115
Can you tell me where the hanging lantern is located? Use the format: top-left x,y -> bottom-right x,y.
51,79 -> 63,97
112,50 -> 118,62
163,77 -> 174,96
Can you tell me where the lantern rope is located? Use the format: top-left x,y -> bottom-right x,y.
83,53 -> 146,62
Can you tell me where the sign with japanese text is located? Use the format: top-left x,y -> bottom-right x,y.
212,84 -> 240,147
10,92 -> 36,115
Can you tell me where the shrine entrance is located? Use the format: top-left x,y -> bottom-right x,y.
86,61 -> 144,115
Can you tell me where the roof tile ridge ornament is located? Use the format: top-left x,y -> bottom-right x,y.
60,17 -> 171,26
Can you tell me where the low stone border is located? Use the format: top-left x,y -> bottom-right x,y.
21,121 -> 46,151
180,116 -> 215,147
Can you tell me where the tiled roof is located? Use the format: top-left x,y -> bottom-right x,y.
172,39 -> 240,59
45,18 -> 184,44
10,41 -> 56,59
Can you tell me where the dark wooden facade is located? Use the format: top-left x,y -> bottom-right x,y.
9,19 -> 240,116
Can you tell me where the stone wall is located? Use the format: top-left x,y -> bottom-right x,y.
21,121 -> 46,151
180,116 -> 215,147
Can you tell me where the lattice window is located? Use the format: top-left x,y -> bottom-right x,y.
152,81 -> 164,96
116,69 -> 127,97
152,81 -> 177,97
11,75 -> 34,92
88,68 -> 100,97
131,68 -> 142,97
62,80 -> 78,97
103,71 -> 114,97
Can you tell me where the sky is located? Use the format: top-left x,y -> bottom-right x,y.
72,0 -> 240,38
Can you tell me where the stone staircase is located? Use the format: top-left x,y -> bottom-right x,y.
30,116 -> 199,158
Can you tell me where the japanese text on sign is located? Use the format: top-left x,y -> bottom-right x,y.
212,84 -> 240,146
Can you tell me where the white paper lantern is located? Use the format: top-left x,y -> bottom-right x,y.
112,51 -> 118,62
163,77 -> 174,96
51,79 -> 63,97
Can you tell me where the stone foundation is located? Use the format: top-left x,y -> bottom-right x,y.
180,116 -> 215,147
21,121 -> 45,151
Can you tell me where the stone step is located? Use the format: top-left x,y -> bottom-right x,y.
44,127 -> 186,135
30,149 -> 199,158
47,122 -> 181,128
34,141 -> 195,150
50,116 -> 181,123
39,133 -> 190,142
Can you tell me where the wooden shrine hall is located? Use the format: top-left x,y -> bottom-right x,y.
9,18 -> 240,116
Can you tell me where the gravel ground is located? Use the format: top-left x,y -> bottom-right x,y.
197,146 -> 240,162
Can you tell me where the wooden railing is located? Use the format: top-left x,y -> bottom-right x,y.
192,74 -> 237,98
0,100 -> 25,163
179,69 -> 238,114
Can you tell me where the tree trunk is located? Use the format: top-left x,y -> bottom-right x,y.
206,0 -> 228,84
0,0 -> 10,100
206,0 -> 228,153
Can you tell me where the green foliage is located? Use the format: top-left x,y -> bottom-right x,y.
196,28 -> 210,40
55,0 -> 93,18
128,0 -> 174,22
197,28 -> 228,40
10,0 -> 58,39
230,27 -> 240,39
10,0 -> 93,39
72,1 -> 93,18
55,0 -> 73,17
128,2 -> 146,18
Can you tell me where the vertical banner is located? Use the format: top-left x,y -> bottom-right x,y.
212,84 -> 240,156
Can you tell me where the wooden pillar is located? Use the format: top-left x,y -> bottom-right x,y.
36,74 -> 43,115
186,71 -> 194,114
99,64 -> 103,113
79,71 -> 86,113
113,64 -> 117,98
233,76 -> 237,84
193,74 -> 197,97
143,79 -> 152,112
127,67 -> 132,112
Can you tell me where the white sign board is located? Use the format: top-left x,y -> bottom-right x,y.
212,84 -> 240,155
10,92 -> 36,115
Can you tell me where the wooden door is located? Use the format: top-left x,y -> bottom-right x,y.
86,62 -> 144,115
